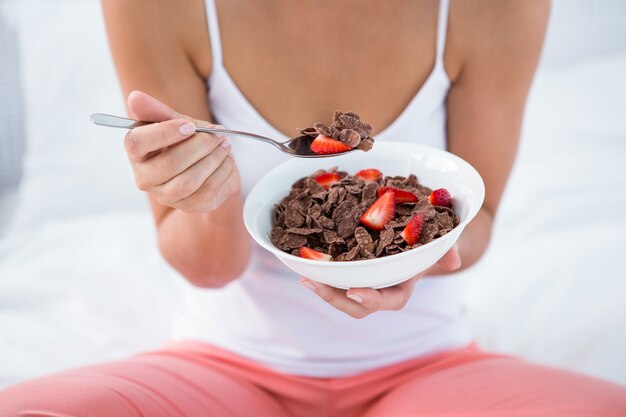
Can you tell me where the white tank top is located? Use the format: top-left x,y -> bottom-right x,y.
171,0 -> 472,377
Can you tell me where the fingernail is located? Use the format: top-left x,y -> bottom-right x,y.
220,138 -> 231,149
347,294 -> 364,304
301,280 -> 316,292
179,122 -> 196,135
212,125 -> 227,140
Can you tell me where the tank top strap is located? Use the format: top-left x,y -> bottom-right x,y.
435,0 -> 451,64
205,0 -> 224,67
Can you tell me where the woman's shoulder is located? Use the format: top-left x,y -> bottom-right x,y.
452,0 -> 549,31
446,0 -> 550,81
102,0 -> 212,79
451,0 -> 550,52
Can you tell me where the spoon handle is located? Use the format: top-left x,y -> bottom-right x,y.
90,113 -> 306,158
90,113 -> 150,129
90,113 -> 291,151
91,113 -> 226,135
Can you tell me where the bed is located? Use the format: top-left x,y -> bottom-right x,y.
1,0 -> 625,387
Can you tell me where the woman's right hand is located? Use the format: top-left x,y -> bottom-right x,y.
124,91 -> 240,213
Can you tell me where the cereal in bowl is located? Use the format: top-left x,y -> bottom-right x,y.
270,168 -> 459,261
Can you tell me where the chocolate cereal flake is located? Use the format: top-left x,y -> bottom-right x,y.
376,226 -> 396,256
355,227 -> 375,255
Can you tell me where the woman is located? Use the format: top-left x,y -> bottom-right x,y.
2,0 -> 625,415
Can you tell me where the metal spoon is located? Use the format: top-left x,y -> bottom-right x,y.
90,113 -> 356,158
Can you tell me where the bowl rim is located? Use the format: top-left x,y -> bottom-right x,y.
243,142 -> 485,267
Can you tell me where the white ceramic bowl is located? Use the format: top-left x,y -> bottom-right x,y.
243,142 -> 485,289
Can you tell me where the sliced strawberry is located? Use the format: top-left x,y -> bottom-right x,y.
429,188 -> 452,207
310,134 -> 352,155
314,172 -> 341,190
401,213 -> 425,245
360,191 -> 395,231
355,168 -> 383,182
299,246 -> 332,261
377,186 -> 418,203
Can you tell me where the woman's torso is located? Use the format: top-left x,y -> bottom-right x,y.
172,0 -> 472,377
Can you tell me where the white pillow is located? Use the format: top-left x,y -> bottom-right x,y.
9,0 -> 148,237
466,52 -> 626,386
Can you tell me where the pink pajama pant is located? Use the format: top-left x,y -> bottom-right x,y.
1,341 -> 625,417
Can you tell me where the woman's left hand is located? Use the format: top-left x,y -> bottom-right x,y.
300,246 -> 462,319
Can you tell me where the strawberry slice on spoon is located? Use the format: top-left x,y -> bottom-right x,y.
310,135 -> 352,155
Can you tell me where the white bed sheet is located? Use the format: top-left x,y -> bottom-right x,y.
0,213 -> 182,387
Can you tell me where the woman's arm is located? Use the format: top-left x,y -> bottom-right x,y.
427,0 -> 550,275
102,0 -> 251,287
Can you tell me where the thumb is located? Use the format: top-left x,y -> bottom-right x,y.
436,244 -> 462,271
127,90 -> 185,123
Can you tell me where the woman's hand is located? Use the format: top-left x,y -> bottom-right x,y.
125,90 -> 240,214
300,246 -> 462,319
